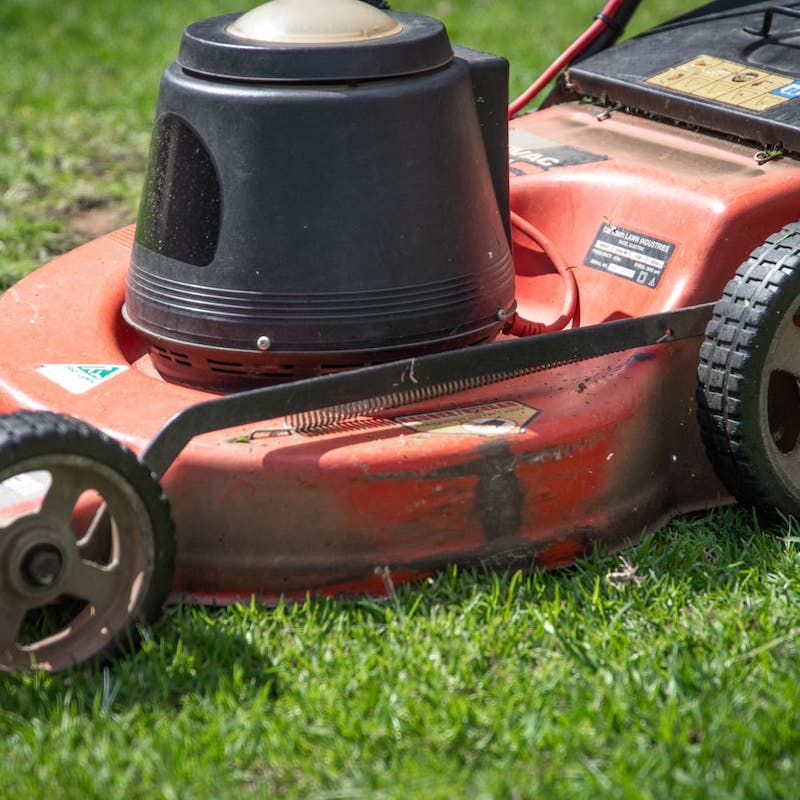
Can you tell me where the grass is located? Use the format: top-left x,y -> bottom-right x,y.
0,0 -> 697,289
2,0 -> 798,797
3,510 -> 800,798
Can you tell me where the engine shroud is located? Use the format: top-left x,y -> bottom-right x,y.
123,6 -> 514,390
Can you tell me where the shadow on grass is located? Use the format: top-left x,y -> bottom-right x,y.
0,505 -> 793,717
0,604 -> 278,719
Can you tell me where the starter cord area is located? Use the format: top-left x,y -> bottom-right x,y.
503,211 -> 579,337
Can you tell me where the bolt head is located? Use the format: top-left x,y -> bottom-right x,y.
21,544 -> 64,588
256,336 -> 271,351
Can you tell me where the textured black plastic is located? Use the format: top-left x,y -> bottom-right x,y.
136,113 -> 221,266
454,44 -> 510,245
178,11 -> 452,82
125,14 -> 514,388
567,0 -> 800,151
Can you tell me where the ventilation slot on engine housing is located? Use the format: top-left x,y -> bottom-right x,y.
151,344 -> 193,368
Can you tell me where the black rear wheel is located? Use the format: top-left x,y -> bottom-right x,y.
0,411 -> 175,672
698,222 -> 800,519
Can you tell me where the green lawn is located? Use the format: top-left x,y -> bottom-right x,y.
3,1 -> 800,798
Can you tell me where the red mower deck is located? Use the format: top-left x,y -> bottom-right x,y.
3,103 -> 799,601
4,0 -> 800,672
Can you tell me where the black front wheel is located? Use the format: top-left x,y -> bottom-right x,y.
698,222 -> 800,520
0,411 -> 175,673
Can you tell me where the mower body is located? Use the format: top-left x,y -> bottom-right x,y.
2,0 -> 800,601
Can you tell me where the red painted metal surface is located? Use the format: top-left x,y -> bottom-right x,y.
2,102 -> 799,601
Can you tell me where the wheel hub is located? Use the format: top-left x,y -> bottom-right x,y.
0,416 -> 175,673
762,294 -> 800,486
698,221 -> 800,517
2,515 -> 73,599
20,543 -> 64,588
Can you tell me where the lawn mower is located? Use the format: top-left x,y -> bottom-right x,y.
2,0 -> 800,672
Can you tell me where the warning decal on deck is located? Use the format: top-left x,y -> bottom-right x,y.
37,364 -> 128,395
395,400 -> 539,437
646,55 -> 798,113
584,223 -> 675,289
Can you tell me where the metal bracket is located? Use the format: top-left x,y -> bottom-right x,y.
141,303 -> 715,480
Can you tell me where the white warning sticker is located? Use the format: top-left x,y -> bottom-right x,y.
37,364 -> 128,395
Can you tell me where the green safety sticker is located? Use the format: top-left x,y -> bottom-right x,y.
36,364 -> 128,395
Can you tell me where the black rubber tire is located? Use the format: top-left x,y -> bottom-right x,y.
697,222 -> 800,519
0,411 -> 175,670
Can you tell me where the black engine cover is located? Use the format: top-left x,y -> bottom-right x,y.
123,8 -> 514,390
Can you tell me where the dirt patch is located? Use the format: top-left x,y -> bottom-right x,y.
70,206 -> 129,238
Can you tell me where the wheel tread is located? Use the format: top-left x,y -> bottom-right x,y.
698,224 -> 800,517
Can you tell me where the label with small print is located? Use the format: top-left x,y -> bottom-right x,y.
584,224 -> 675,289
646,55 -> 799,113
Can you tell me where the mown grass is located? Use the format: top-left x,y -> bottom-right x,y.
3,510 -> 800,798
3,0 -> 796,798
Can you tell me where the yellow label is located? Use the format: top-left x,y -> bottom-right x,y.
646,55 -> 797,112
395,400 -> 539,437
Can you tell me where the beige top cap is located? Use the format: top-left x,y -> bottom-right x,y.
227,0 -> 403,45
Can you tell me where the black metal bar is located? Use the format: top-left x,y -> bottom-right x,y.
141,303 -> 715,479
744,5 -> 800,36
